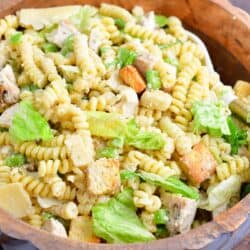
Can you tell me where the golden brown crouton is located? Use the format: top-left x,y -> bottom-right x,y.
179,143 -> 217,185
234,80 -> 250,98
87,158 -> 120,195
119,65 -> 146,93
69,216 -> 100,243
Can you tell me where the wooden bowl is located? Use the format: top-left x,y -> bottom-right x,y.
0,0 -> 250,249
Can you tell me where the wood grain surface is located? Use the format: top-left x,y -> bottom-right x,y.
0,1 -> 249,250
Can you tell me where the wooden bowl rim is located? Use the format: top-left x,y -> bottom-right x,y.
0,0 -> 249,249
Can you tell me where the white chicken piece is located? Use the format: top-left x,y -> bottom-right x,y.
109,85 -> 139,117
46,20 -> 79,47
0,103 -> 19,128
140,90 -> 172,111
89,27 -> 105,53
106,70 -> 124,90
64,132 -> 94,168
134,51 -> 157,76
42,218 -> 67,238
161,192 -> 197,235
140,11 -> 156,31
0,65 -> 20,109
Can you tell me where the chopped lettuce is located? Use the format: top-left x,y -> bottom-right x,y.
85,112 -> 165,150
4,154 -> 26,167
164,57 -> 179,68
9,32 -> 23,45
120,170 -> 199,200
96,146 -> 119,159
42,42 -> 59,53
154,209 -> 168,225
108,137 -> 124,149
69,5 -> 97,33
191,101 -> 230,137
223,117 -> 247,154
61,34 -> 74,56
114,18 -> 126,30
116,48 -> 137,68
85,111 -> 127,138
92,188 -> 155,243
146,70 -> 161,90
126,131 -> 165,150
9,100 -> 53,142
39,23 -> 58,39
199,175 -> 241,211
155,15 -> 169,28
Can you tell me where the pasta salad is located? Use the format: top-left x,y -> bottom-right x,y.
0,3 -> 249,244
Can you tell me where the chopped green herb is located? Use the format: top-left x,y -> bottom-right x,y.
154,209 -> 168,225
61,35 -> 74,56
223,117 -> 247,154
4,153 -> 26,167
155,15 -> 169,28
9,100 -> 53,142
42,42 -> 59,53
116,48 -> 137,68
146,70 -> 161,90
9,32 -> 23,45
155,225 -> 169,238
21,85 -> 39,92
114,18 -> 126,30
164,57 -> 179,67
97,146 -> 119,159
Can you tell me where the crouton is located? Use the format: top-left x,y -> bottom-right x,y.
87,158 -> 120,195
134,51 -> 157,76
119,65 -> 146,93
42,218 -> 67,238
0,103 -> 19,128
234,80 -> 250,98
179,143 -> 217,185
69,216 -> 100,242
65,132 -> 94,168
140,90 -> 172,111
161,192 -> 197,235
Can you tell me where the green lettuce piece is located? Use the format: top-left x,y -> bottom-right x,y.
92,188 -> 155,243
155,15 -> 169,28
9,32 -> 23,45
42,42 -> 59,53
164,57 -> 179,68
69,5 -> 97,33
96,146 -> 119,159
61,35 -> 74,56
40,23 -> 58,39
191,101 -> 230,137
108,137 -> 124,149
146,70 -> 161,90
85,111 -> 127,138
116,48 -> 137,68
154,209 -> 168,225
9,100 -> 53,142
126,131 -> 165,150
114,18 -> 126,30
120,170 -> 138,181
4,153 -> 26,167
223,117 -> 247,154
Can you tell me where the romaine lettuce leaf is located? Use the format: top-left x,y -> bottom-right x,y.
9,100 -> 53,142
96,146 -> 119,159
191,101 -> 230,137
92,188 -> 155,243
